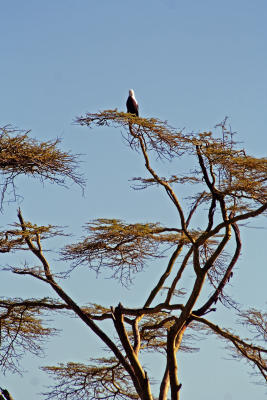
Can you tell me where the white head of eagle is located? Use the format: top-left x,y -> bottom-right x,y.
126,89 -> 139,116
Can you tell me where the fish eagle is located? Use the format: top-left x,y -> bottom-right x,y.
126,89 -> 139,116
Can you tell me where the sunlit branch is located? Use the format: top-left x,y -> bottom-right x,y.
196,202 -> 267,247
202,223 -> 231,273
191,314 -> 267,379
144,243 -> 184,308
191,314 -> 267,354
132,317 -> 142,355
127,124 -> 193,244
0,298 -> 70,311
186,192 -> 205,228
16,210 -> 140,393
112,304 -> 152,399
165,247 -> 193,304
113,303 -> 184,318
196,144 -> 228,223
194,222 -> 241,316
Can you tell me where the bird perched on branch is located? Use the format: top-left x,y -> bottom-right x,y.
126,89 -> 139,116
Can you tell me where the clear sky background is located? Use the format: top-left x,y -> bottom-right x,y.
0,1 -> 266,399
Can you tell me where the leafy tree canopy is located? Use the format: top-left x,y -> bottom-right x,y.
0,114 -> 266,400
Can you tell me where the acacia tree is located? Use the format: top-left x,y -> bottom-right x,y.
0,114 -> 266,400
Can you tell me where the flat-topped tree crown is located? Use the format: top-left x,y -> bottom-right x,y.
1,111 -> 266,400
0,125 -> 84,208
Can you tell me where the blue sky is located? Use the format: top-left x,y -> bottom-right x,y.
0,1 -> 266,399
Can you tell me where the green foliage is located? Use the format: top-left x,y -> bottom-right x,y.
0,217 -> 66,256
0,126 -> 84,207
61,219 -> 184,284
0,113 -> 266,399
42,358 -> 138,400
0,298 -> 58,374
76,109 -> 188,158
77,111 -> 267,213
